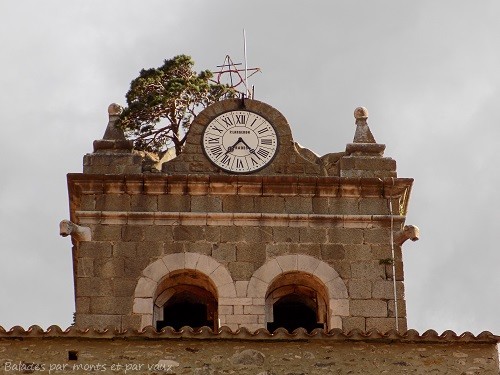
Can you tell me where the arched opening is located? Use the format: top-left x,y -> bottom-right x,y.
266,272 -> 328,333
154,270 -> 218,331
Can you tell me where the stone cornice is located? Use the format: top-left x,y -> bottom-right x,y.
75,211 -> 406,227
68,174 -> 413,199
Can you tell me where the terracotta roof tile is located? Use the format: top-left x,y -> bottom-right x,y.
0,325 -> 498,343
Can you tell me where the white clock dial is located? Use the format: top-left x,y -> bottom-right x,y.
202,110 -> 278,173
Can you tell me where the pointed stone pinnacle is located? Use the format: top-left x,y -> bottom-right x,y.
353,107 -> 376,144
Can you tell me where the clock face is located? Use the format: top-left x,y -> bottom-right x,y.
202,110 -> 278,173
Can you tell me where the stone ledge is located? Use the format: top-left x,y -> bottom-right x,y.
76,211 -> 407,227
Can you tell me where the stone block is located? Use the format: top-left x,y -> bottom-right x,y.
254,196 -> 285,213
359,198 -> 389,215
92,225 -> 122,241
195,254 -> 220,275
289,243 -> 321,257
372,244 -> 401,261
130,194 -> 158,212
209,175 -> 238,194
94,257 -> 125,278
121,315 -> 142,330
354,157 -> 396,171
297,254 -> 321,273
142,258 -> 169,282
277,254 -> 298,272
219,305 -> 233,315
241,227 -> 273,243
142,226 -> 172,243
96,194 -> 131,211
243,305 -> 265,315
212,243 -> 236,262
221,195 -> 255,213
186,242 -> 212,255
191,196 -> 222,212
132,297 -> 153,315
299,228 -> 327,243
225,314 -> 258,324
236,243 -> 266,265
265,243 -> 289,258
80,195 -> 96,210
325,278 -> 348,299
341,316 -> 366,332
366,317 -> 406,333
173,226 -> 204,242
124,256 -> 151,277
272,227 -> 300,243
340,245 -> 372,263
328,228 -> 363,244
284,196 -> 313,214
350,299 -> 387,317
136,241 -> 164,259
77,258 -> 94,277
372,280 -> 404,300
163,242 -> 185,254
330,298 -> 350,316
91,296 -> 133,315
228,261 -> 257,281
233,305 -> 243,315
112,278 -> 137,297
388,299 -> 407,318
76,313 -> 121,329
321,244 -> 345,260
348,279 -> 372,299
328,198 -> 359,215
143,176 -> 167,194
122,226 -> 145,242
385,260 -> 405,281
218,282 -> 237,298
235,281 -> 249,297
311,197 -> 329,214
134,277 -> 157,299
364,228 -> 391,244
262,176 -> 298,196
219,297 -> 253,306
184,252 -> 201,269
313,260 -> 336,282
246,277 -> 268,298
351,261 -> 386,280
76,297 -> 90,314
187,175 -> 210,195
158,194 -> 191,212
76,277 -> 113,297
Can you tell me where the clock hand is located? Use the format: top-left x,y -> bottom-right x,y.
239,138 -> 259,158
225,137 -> 244,154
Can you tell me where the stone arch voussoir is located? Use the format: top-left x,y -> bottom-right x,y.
132,253 -> 237,329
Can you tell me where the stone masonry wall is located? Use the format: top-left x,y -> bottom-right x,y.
1,335 -> 498,375
69,174 -> 412,332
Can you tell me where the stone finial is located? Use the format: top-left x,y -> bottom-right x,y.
354,107 -> 368,120
353,106 -> 376,144
59,220 -> 91,242
108,103 -> 123,116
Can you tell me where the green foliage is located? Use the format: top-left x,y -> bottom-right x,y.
118,55 -> 235,154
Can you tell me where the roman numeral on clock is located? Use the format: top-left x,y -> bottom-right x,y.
221,117 -> 233,127
257,127 -> 269,135
235,158 -> 244,169
260,139 -> 273,145
221,154 -> 231,165
207,137 -> 219,144
235,114 -> 246,124
257,148 -> 270,158
210,146 -> 223,158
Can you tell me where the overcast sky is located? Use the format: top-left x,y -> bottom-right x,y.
0,1 -> 499,335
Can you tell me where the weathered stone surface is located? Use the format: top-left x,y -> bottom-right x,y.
228,261 -> 257,281
348,279 -> 372,299
350,299 -> 387,317
231,349 -> 265,366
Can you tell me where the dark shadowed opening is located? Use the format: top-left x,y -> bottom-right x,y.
267,293 -> 324,333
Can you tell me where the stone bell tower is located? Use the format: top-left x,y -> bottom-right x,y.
63,98 -> 417,332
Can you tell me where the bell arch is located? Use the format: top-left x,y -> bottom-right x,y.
247,254 -> 349,330
133,252 -> 237,330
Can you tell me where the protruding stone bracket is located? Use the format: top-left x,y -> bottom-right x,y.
59,220 -> 91,242
394,225 -> 420,246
